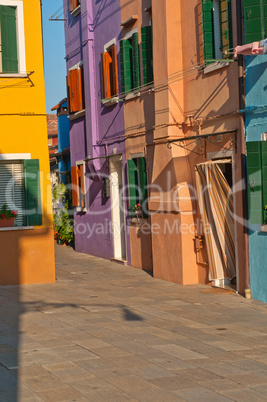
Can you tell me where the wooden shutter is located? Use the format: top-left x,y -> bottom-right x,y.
220,0 -> 232,58
201,0 -> 214,62
141,26 -> 153,85
132,32 -> 141,90
68,69 -> 83,113
127,159 -> 138,211
69,0 -> 75,12
71,166 -> 78,207
111,44 -> 119,96
101,52 -> 108,99
243,0 -> 265,43
247,142 -> 262,225
77,164 -> 85,208
0,5 -> 18,73
138,157 -> 148,218
120,39 -> 132,94
23,160 -> 42,226
262,141 -> 267,224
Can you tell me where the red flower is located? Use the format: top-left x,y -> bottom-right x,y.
11,211 -> 17,215
2,214 -> 6,218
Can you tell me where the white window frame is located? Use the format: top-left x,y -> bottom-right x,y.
0,0 -> 26,76
75,160 -> 87,211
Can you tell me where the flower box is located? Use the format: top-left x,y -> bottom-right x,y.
0,217 -> 15,228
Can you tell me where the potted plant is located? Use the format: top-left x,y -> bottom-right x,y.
0,205 -> 17,228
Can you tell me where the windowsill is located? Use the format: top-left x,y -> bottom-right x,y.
76,207 -> 87,213
0,226 -> 34,232
70,5 -> 81,17
68,109 -> 85,121
121,15 -> 138,27
102,97 -> 119,107
0,73 -> 28,78
125,91 -> 141,101
204,61 -> 230,74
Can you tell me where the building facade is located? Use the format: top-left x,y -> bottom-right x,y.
64,0 -> 130,262
0,0 -> 55,285
64,0 -> 252,297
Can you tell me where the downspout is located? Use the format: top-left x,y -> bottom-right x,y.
236,0 -> 251,297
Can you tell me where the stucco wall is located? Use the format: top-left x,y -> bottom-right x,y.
245,55 -> 267,303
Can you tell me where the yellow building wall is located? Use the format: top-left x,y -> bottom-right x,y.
0,0 -> 55,285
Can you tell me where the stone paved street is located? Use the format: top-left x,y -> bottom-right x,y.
1,245 -> 267,401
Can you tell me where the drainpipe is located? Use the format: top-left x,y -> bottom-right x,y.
236,0 -> 251,298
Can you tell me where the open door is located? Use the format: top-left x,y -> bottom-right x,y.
195,159 -> 236,285
109,155 -> 127,262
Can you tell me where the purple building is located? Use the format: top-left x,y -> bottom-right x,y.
64,0 -> 130,263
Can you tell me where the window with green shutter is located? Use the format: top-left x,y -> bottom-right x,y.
141,25 -> 153,85
127,157 -> 148,218
0,158 -> 42,227
201,0 -> 232,63
247,141 -> 267,226
120,32 -> 140,95
243,0 -> 267,43
0,5 -> 18,73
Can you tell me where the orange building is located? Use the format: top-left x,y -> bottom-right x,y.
120,0 -> 248,295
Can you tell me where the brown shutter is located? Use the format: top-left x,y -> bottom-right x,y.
71,166 -> 78,207
105,51 -> 112,98
69,69 -> 80,113
101,52 -> 108,99
77,164 -> 85,208
69,0 -> 74,12
67,73 -> 71,113
111,44 -> 118,96
77,67 -> 84,111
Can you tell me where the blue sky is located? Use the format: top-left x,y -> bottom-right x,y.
42,0 -> 66,113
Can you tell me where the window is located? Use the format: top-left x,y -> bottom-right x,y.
0,1 -> 26,74
67,63 -> 85,114
141,25 -> 153,85
101,43 -> 119,100
120,31 -> 140,94
0,159 -> 42,226
69,0 -> 80,13
243,0 -> 267,43
201,0 -> 232,63
127,157 -> 148,217
247,141 -> 267,226
71,163 -> 86,209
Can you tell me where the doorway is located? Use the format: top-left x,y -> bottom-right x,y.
195,159 -> 236,288
109,155 -> 127,261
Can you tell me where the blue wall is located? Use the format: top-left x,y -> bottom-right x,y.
57,101 -> 71,179
245,55 -> 267,303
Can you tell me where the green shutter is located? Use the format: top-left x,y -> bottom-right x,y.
120,38 -> 132,94
141,26 -> 153,85
261,141 -> 267,224
247,142 -> 262,225
131,32 -> 140,90
23,160 -> 42,226
220,0 -> 232,58
127,159 -> 138,211
138,157 -> 148,218
201,0 -> 214,62
243,0 -> 265,43
0,5 -> 18,73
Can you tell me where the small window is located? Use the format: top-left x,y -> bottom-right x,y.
101,43 -> 119,100
127,157 -> 148,218
120,31 -> 141,94
69,0 -> 80,13
0,1 -> 26,74
67,63 -> 85,114
201,0 -> 232,63
71,163 -> 86,209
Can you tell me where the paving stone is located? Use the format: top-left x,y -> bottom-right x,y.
1,244 -> 267,401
